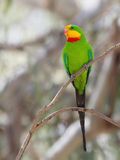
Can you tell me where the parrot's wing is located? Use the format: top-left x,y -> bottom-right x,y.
88,48 -> 94,61
63,52 -> 71,76
86,49 -> 94,82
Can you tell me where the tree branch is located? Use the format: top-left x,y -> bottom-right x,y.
15,42 -> 120,160
34,107 -> 120,131
16,106 -> 120,160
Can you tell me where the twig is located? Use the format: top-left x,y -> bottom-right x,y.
16,42 -> 120,160
34,107 -> 120,131
16,106 -> 120,160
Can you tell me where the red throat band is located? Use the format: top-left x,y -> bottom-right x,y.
67,37 -> 80,42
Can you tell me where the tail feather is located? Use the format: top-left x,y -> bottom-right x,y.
75,90 -> 87,151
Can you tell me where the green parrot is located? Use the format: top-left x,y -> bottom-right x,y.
62,24 -> 94,151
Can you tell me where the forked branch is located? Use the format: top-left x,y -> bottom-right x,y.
16,42 -> 120,160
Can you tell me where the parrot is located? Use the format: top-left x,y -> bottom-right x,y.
62,24 -> 94,151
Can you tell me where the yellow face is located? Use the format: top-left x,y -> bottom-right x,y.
64,24 -> 81,40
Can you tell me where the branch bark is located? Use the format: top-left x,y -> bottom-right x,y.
16,42 -> 120,160
33,107 -> 120,130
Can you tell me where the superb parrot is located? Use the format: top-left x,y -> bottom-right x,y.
62,24 -> 94,151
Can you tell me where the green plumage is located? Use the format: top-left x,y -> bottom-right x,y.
63,28 -> 94,94
62,25 -> 94,151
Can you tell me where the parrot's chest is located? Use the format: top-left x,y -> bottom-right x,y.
67,48 -> 88,94
68,48 -> 88,74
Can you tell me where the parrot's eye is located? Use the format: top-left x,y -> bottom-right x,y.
71,26 -> 74,30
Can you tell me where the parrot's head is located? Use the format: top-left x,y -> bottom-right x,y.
64,24 -> 85,43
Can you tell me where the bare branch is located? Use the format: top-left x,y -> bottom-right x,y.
34,107 -> 120,131
16,106 -> 120,160
16,42 -> 120,160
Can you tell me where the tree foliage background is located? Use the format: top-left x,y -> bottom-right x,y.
0,0 -> 120,160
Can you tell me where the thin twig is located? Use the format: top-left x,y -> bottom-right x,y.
35,107 -> 120,131
16,106 -> 120,160
16,42 -> 120,160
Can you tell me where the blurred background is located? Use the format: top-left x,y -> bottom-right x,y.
0,0 -> 120,160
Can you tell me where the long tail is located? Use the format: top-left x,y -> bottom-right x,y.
75,89 -> 87,151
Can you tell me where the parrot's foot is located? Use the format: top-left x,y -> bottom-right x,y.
71,74 -> 76,80
84,64 -> 88,70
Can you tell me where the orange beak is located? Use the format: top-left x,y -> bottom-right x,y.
64,28 -> 67,35
64,24 -> 71,38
